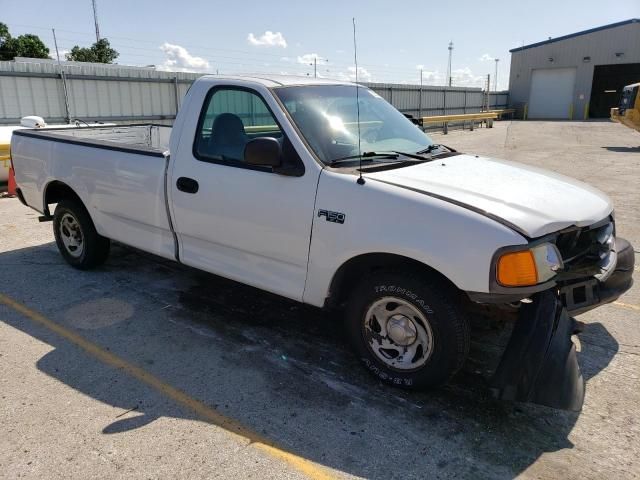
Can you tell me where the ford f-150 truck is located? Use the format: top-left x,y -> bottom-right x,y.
11,75 -> 634,410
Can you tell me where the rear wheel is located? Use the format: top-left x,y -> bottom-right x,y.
53,199 -> 110,269
345,271 -> 470,389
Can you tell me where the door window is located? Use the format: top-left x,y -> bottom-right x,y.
194,88 -> 283,165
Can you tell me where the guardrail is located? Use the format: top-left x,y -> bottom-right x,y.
490,108 -> 516,119
421,111 -> 499,134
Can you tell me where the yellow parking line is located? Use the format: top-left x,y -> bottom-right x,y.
0,293 -> 335,480
613,301 -> 640,312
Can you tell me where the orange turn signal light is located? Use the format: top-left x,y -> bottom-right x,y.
497,250 -> 538,287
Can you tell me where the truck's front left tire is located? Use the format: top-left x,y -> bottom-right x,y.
53,199 -> 110,270
345,271 -> 470,390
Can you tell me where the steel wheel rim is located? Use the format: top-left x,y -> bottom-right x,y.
59,213 -> 84,258
363,296 -> 434,371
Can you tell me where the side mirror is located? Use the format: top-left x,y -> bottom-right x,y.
244,137 -> 281,168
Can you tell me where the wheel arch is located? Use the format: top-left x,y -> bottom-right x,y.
42,180 -> 85,216
324,252 -> 462,309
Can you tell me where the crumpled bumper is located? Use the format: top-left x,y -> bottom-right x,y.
487,238 -> 634,411
489,290 -> 585,411
561,237 -> 635,316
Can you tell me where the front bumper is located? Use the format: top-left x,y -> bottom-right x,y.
561,237 -> 634,316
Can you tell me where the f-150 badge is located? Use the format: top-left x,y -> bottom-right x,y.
318,209 -> 345,224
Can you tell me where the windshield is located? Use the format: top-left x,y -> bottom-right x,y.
274,85 -> 433,165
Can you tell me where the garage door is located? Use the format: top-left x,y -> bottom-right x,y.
528,68 -> 576,119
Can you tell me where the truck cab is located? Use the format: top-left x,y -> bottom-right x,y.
611,82 -> 640,132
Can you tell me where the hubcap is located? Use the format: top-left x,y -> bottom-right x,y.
387,314 -> 418,346
363,297 -> 434,371
59,213 -> 84,258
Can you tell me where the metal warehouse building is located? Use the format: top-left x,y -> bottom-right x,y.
508,18 -> 640,119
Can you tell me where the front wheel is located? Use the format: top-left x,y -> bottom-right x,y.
345,271 -> 470,389
53,199 -> 110,269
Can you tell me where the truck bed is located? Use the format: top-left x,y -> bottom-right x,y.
12,123 -> 176,261
13,124 -> 172,156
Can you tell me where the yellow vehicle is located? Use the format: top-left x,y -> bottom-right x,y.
611,82 -> 640,132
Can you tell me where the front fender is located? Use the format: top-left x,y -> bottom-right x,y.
303,170 -> 527,307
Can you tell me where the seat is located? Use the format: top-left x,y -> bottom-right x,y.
208,113 -> 248,161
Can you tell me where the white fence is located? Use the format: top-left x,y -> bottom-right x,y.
0,59 -> 509,125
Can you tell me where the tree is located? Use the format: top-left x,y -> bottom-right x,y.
0,22 -> 50,60
66,38 -> 118,64
12,34 -> 49,59
0,23 -> 9,43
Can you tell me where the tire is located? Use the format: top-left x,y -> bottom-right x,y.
345,271 -> 470,390
53,199 -> 110,269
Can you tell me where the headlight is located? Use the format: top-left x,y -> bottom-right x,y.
496,243 -> 563,287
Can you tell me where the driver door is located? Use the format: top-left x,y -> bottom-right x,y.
170,85 -> 319,301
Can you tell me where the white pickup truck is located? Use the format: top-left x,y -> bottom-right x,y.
11,75 -> 634,410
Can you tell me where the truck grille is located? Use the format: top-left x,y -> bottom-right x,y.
554,217 -> 615,280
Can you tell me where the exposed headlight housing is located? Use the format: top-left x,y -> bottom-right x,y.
496,243 -> 563,287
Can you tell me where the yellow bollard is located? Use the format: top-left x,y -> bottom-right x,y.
569,103 -> 574,120
1,141 -> 11,184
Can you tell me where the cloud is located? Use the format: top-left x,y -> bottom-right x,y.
247,31 -> 287,48
51,49 -> 69,61
421,70 -> 443,85
297,53 -> 323,64
410,67 -> 484,87
479,53 -> 495,62
158,43 -> 210,72
450,67 -> 485,87
342,66 -> 372,82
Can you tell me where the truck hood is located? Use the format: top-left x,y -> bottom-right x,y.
365,154 -> 612,238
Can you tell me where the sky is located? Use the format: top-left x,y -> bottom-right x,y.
2,0 -> 639,90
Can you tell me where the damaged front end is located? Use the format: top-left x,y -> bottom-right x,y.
489,290 -> 584,411
483,219 -> 635,411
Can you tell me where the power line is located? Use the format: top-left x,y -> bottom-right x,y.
8,22 -> 487,87
9,22 -> 449,77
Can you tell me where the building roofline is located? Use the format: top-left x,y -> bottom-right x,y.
510,18 -> 639,53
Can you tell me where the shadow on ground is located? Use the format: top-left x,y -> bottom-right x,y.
0,242 -> 619,479
602,146 -> 640,153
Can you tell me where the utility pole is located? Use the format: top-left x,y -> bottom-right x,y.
494,58 -> 499,91
52,28 -> 71,123
419,68 -> 423,119
52,28 -> 62,63
485,74 -> 490,111
92,0 -> 100,42
309,57 -> 327,78
447,41 -> 453,87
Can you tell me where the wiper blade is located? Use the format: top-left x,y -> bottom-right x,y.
329,151 -> 399,166
391,151 -> 433,161
416,144 -> 456,155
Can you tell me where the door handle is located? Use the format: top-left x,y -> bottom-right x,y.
176,177 -> 199,194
